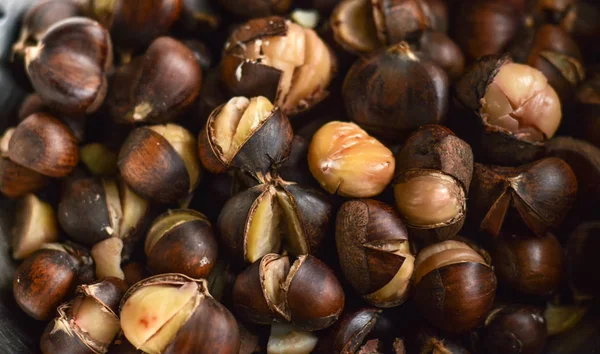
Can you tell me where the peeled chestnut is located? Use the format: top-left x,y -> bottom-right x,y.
455,55 -> 562,165
25,17 -> 112,116
336,199 -> 414,307
413,240 -> 497,333
469,157 -> 577,237
308,121 -> 395,198
232,254 -> 344,331
220,17 -> 337,115
393,125 -> 473,244
12,193 -> 58,260
118,123 -> 201,204
14,243 -> 92,320
267,323 -> 319,354
120,274 -> 240,354
343,42 -> 449,141
219,0 -> 292,19
107,36 -> 202,124
218,179 -> 331,264
145,209 -> 218,279
41,277 -> 128,354
566,222 -> 600,297
198,96 -> 293,176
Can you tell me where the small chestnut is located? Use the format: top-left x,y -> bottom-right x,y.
118,123 -> 201,204
11,193 -> 59,260
267,323 -> 319,354
232,253 -> 345,331
566,222 -> 600,297
413,240 -> 497,333
219,0 -> 292,19
120,274 -> 240,354
308,121 -> 395,198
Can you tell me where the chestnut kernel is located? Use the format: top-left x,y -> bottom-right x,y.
12,193 -> 59,260
267,323 -> 318,354
92,237 -> 126,280
544,302 -> 588,336
80,143 -> 118,176
330,0 -> 381,54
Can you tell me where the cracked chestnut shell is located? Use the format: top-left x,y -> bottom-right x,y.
25,17 -> 112,116
343,42 -> 449,141
120,274 -> 240,354
219,0 -> 292,19
469,157 -> 577,237
220,17 -> 337,115
413,240 -> 497,333
232,254 -> 344,331
218,180 -> 331,265
107,36 -> 202,124
336,199 -> 414,307
455,55 -> 562,165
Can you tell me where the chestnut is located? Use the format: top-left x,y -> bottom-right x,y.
278,135 -> 316,187
118,123 -> 201,204
80,143 -> 118,176
455,55 -> 562,165
7,113 -> 79,177
0,129 -> 48,198
14,243 -> 93,320
232,253 -> 345,331
11,193 -> 58,260
336,199 -> 414,307
41,277 -> 128,354
330,0 -> 381,54
413,240 -> 497,333
144,209 -> 218,279
308,121 -> 395,198
220,17 -> 337,115
267,323 -> 319,354
218,180 -> 331,264
198,96 -> 293,176
25,17 -> 113,116
342,42 -> 449,141
469,157 -> 577,237
370,0 -> 443,44
107,37 -> 203,124
393,125 -> 473,244
416,31 -> 465,81
566,222 -> 600,297
120,274 -> 240,354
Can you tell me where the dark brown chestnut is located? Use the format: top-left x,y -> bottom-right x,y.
198,96 -> 293,176
413,240 -> 497,333
469,157 -> 577,237
232,253 -> 345,331
11,193 -> 58,260
336,199 -> 414,307
107,36 -> 203,124
14,243 -> 93,320
220,17 -> 337,115
342,42 -> 448,141
266,323 -> 319,354
41,277 -> 128,354
25,17 -> 112,116
278,135 -> 315,187
218,0 -> 292,19
118,123 -> 201,204
416,31 -> 465,81
566,222 -> 600,297
120,274 -> 240,354
144,209 -> 218,279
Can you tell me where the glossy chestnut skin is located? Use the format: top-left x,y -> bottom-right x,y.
25,17 -> 113,116
343,42 -> 448,141
0,157 -> 48,198
566,222 -> 600,297
107,36 -> 203,124
219,0 -> 292,19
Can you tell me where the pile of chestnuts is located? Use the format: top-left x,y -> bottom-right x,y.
1,0 -> 600,353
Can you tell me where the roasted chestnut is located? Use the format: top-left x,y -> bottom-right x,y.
336,199 -> 414,307
566,222 -> 600,297
413,240 -> 497,333
219,0 -> 292,19
120,274 -> 240,354
145,209 -> 218,279
92,237 -> 126,280
220,17 -> 337,115
118,123 -> 201,204
11,193 -> 58,260
267,323 -> 319,354
278,135 -> 315,187
393,125 -> 473,244
469,157 -> 577,237
107,36 -> 203,124
232,253 -> 344,331
342,42 -> 449,141
218,179 -> 331,264
416,31 -> 465,81
182,39 -> 213,70
25,17 -> 113,116
455,55 -> 562,165
308,121 -> 395,198
198,96 -> 293,176
41,277 -> 128,354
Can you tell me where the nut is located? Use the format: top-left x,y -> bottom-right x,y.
11,193 -> 58,260
267,323 -> 318,354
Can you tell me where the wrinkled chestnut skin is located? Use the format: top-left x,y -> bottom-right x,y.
0,157 -> 48,198
343,42 -> 448,141
567,222 -> 600,297
493,233 -> 563,296
219,0 -> 292,18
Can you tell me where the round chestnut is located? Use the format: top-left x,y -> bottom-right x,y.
342,42 -> 449,141
219,0 -> 292,19
11,193 -> 58,260
566,222 -> 600,297
308,121 -> 395,198
120,274 -> 240,354
336,199 -> 414,307
232,254 -> 345,331
118,123 -> 201,204
413,240 -> 497,333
